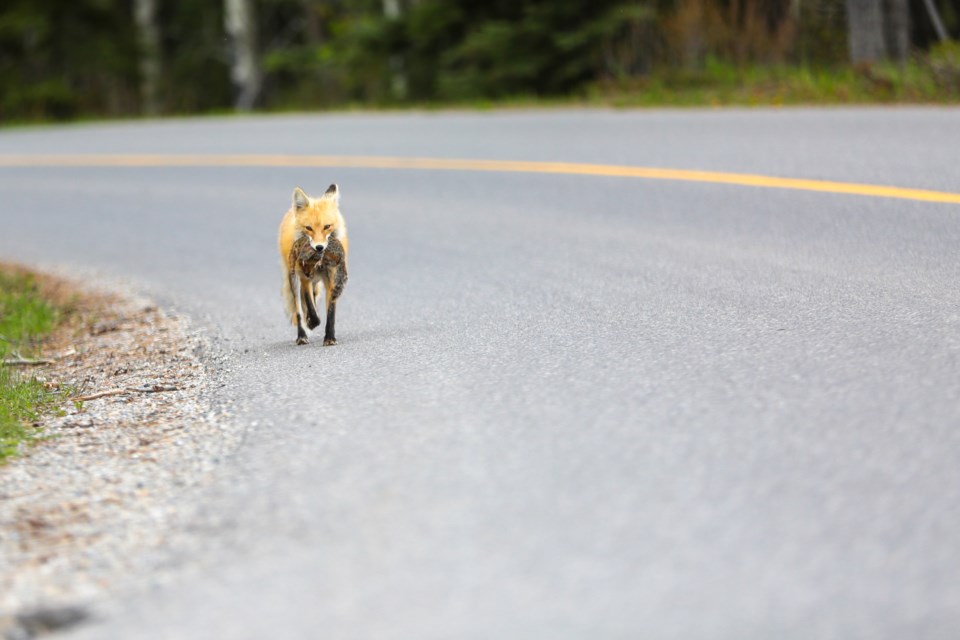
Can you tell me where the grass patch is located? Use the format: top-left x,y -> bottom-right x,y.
0,270 -> 65,462
587,54 -> 960,107
0,272 -> 58,357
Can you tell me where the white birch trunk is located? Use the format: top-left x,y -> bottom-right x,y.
383,0 -> 407,100
225,0 -> 262,111
921,0 -> 949,43
134,0 -> 161,115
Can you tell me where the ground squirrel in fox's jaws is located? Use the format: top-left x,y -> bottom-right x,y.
278,184 -> 349,346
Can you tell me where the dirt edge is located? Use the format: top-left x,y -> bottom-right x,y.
0,266 -> 235,625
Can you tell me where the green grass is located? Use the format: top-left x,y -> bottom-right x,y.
0,272 -> 57,354
586,55 -> 960,108
0,271 -> 65,462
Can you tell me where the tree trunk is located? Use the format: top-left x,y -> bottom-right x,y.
304,2 -> 324,48
882,0 -> 909,62
921,0 -> 949,43
382,0 -> 407,100
845,0 -> 886,63
846,0 -> 912,64
224,0 -> 261,111
134,0 -> 161,115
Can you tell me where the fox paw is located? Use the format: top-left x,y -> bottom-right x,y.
323,337 -> 337,346
296,335 -> 309,345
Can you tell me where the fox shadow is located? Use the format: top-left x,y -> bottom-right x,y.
261,322 -> 439,353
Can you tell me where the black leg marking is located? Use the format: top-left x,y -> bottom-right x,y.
302,285 -> 321,330
295,313 -> 308,345
323,302 -> 337,346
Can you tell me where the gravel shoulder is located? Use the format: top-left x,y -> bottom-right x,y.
0,269 -> 236,635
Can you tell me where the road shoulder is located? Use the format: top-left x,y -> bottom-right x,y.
0,268 -> 234,632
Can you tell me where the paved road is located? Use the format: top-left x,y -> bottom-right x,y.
2,109 -> 960,638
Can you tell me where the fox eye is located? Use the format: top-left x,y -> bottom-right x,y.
323,224 -> 332,231
304,226 -> 313,232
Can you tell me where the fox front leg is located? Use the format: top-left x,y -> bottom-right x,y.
323,300 -> 337,346
300,278 -> 321,331
290,270 -> 309,345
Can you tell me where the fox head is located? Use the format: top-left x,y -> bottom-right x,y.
293,184 -> 342,254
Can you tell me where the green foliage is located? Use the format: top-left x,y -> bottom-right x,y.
793,0 -> 849,66
0,272 -> 57,357
0,368 -> 61,462
0,0 -> 139,122
0,272 -> 64,463
159,1 -> 233,114
400,1 -> 660,101
589,56 -> 960,107
926,40 -> 960,95
0,0 -> 957,122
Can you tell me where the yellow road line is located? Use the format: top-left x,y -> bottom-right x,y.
1,154 -> 959,204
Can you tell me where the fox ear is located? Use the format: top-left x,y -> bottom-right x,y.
292,187 -> 309,211
324,183 -> 340,203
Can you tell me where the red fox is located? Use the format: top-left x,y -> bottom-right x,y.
278,184 -> 349,345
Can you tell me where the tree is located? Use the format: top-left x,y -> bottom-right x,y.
845,0 -> 909,63
920,0 -> 949,43
883,0 -> 909,61
224,0 -> 261,110
134,0 -> 161,115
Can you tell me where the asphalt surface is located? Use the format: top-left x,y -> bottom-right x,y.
1,108 -> 959,639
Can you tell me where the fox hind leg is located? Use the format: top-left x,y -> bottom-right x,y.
281,267 -> 298,324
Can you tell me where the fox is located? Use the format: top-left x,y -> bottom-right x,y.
278,184 -> 349,345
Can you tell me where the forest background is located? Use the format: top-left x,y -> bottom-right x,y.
1,0 -> 959,123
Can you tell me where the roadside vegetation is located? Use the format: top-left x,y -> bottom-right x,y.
0,270 -> 66,462
589,43 -> 960,106
0,1 -> 957,125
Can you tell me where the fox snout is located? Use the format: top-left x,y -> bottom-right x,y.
312,243 -> 325,254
